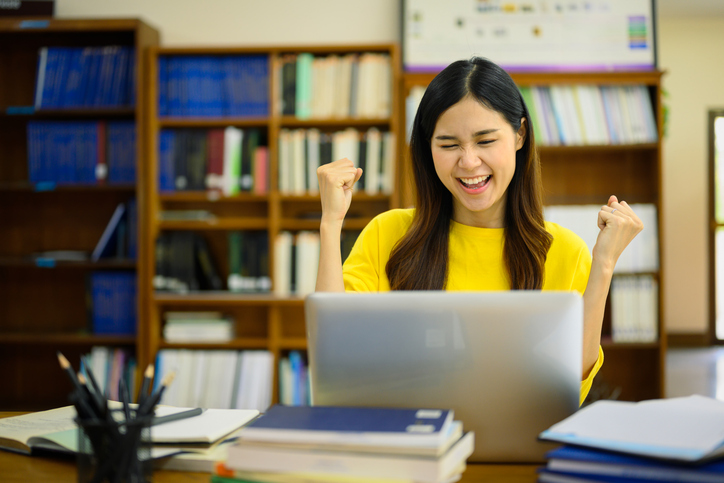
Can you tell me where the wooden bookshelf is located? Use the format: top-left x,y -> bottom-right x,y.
400,70 -> 666,402
141,44 -> 401,405
0,18 -> 159,410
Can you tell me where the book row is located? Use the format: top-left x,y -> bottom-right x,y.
34,46 -> 136,109
154,231 -> 224,293
158,127 -> 268,195
545,204 -> 659,273
27,121 -> 136,185
278,52 -> 393,120
84,346 -> 137,402
278,350 -> 310,407
155,349 -> 273,412
90,271 -> 137,336
278,127 -> 396,195
406,84 -> 658,146
273,231 -> 318,297
163,311 -> 234,343
158,55 -> 269,117
611,275 -> 659,343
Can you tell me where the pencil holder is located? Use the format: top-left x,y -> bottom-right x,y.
75,409 -> 154,483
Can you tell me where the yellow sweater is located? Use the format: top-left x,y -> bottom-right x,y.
343,209 -> 603,405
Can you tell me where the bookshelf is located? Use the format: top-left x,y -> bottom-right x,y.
142,44 -> 401,405
0,18 -> 159,410
401,70 -> 666,402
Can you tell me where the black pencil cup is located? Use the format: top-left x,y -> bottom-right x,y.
76,410 -> 153,483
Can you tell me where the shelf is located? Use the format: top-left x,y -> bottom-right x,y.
0,333 -> 136,346
600,338 -> 660,350
279,338 -> 308,350
158,218 -> 268,231
279,117 -> 392,128
153,292 -> 305,306
1,108 -> 135,119
539,143 -> 659,153
0,257 -> 136,269
158,117 -> 269,128
159,338 -> 269,350
0,182 -> 136,193
159,192 -> 269,203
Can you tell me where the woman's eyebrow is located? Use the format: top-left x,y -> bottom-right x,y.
434,129 -> 499,141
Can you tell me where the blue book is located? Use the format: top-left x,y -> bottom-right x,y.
91,271 -> 136,335
238,405 -> 455,450
158,129 -> 177,191
545,445 -> 724,483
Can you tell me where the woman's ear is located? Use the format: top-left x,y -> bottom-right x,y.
516,118 -> 527,151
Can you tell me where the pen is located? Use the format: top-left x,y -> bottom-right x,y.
137,364 -> 154,406
151,407 -> 204,426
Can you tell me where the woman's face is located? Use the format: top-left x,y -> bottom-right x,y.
430,95 -> 526,228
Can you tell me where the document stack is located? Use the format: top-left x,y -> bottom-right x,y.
537,395 -> 724,482
213,405 -> 474,483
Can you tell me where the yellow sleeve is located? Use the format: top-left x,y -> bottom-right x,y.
579,345 -> 604,406
343,216 -> 383,292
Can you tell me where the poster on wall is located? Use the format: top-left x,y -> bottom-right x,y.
402,0 -> 656,72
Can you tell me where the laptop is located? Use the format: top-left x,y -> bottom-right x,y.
304,291 -> 583,463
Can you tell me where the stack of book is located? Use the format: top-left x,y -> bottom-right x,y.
213,405 -> 474,483
163,311 -> 234,343
538,395 -> 724,482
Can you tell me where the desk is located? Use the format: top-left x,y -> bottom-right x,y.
0,412 -> 540,483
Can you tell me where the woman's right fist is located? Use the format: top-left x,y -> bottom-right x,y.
317,158 -> 363,223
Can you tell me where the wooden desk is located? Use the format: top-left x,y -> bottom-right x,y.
0,412 -> 540,483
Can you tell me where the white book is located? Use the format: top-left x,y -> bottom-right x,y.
294,231 -> 320,296
291,129 -> 307,195
377,54 -> 392,118
190,350 -> 209,408
549,86 -> 575,145
158,350 -> 181,406
223,126 -> 243,196
256,351 -> 274,412
365,128 -> 382,194
277,129 -> 291,193
406,86 -> 426,143
334,54 -> 354,118
589,85 -> 612,145
174,349 -> 196,408
34,47 -> 48,109
217,350 -> 241,409
601,87 -> 626,144
225,431 -> 474,483
90,346 -> 111,396
381,131 -> 396,195
273,231 -> 293,296
635,85 -> 658,142
332,128 -> 360,167
306,128 -> 321,194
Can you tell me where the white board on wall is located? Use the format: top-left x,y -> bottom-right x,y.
402,0 -> 657,72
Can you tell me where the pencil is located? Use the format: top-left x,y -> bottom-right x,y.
137,364 -> 154,406
138,371 -> 176,416
151,407 -> 203,426
56,351 -> 83,394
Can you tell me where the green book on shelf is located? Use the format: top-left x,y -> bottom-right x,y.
295,53 -> 314,119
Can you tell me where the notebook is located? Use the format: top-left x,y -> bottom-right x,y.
305,291 -> 583,463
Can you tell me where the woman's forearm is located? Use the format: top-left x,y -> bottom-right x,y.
315,219 -> 346,292
582,257 -> 614,377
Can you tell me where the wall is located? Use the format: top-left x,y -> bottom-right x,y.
55,0 -> 400,45
658,16 -> 724,334
55,1 -> 721,336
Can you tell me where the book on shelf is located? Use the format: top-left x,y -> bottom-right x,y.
227,231 -> 271,293
278,350 -> 310,407
539,395 -> 724,463
153,231 -> 224,292
89,271 -> 137,336
155,349 -> 273,412
544,204 -> 659,273
158,127 -> 268,195
277,127 -> 395,195
538,444 -> 724,483
158,54 -> 269,117
163,311 -> 235,343
0,404 -> 258,457
84,346 -> 136,400
34,46 -> 136,110
279,51 -> 392,120
408,84 -> 656,147
27,120 -> 136,186
272,231 -> 319,297
610,275 -> 658,343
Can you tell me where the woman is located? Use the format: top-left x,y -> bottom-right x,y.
315,57 -> 643,403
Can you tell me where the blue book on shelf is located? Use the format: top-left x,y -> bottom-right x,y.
91,271 -> 136,336
545,445 -> 724,482
158,130 -> 176,191
91,202 -> 126,261
238,405 -> 455,448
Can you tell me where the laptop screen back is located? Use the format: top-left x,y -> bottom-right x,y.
305,291 -> 583,463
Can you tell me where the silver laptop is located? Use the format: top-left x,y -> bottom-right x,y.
304,291 -> 583,463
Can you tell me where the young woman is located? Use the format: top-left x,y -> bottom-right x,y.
315,57 -> 643,403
